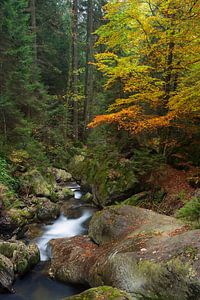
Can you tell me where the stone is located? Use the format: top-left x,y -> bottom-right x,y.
56,187 -> 74,201
36,198 -> 60,221
21,169 -> 52,197
0,240 -> 40,277
52,168 -> 73,184
0,254 -> 14,292
50,205 -> 200,299
13,242 -> 40,275
88,205 -> 184,245
65,286 -> 132,300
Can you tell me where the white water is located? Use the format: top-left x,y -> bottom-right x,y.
36,210 -> 92,261
35,184 -> 91,261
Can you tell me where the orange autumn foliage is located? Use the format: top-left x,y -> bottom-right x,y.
88,0 -> 200,135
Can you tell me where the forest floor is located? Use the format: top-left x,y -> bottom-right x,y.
143,164 -> 197,216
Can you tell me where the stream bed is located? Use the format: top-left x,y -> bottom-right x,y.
0,184 -> 93,300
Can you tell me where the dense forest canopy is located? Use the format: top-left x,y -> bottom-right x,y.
0,0 -> 199,183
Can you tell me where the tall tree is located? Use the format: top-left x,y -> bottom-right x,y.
83,0 -> 94,137
71,0 -> 79,140
89,0 -> 200,137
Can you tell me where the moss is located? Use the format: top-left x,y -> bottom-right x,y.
16,258 -> 28,275
134,259 -> 199,300
0,242 -> 18,258
65,286 -> 132,300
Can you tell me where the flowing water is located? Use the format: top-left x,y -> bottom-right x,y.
36,210 -> 92,261
0,184 -> 93,300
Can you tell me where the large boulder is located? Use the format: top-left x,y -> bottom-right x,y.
66,286 -> 132,300
21,169 -> 52,197
88,205 -> 184,245
50,205 -> 200,299
50,236 -> 97,284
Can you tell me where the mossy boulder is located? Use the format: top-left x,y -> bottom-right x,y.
52,168 -> 73,184
50,205 -> 200,299
0,241 -> 18,258
0,254 -> 14,292
8,208 -> 34,227
0,240 -> 39,279
88,205 -> 184,245
13,242 -> 40,275
21,169 -> 52,197
65,286 -> 132,300
36,197 -> 60,221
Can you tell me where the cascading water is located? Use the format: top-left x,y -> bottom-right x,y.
36,210 -> 92,261
0,184 -> 94,300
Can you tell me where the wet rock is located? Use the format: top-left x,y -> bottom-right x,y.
0,254 -> 14,293
61,199 -> 83,219
65,286 -> 132,300
50,205 -> 200,299
36,198 -> 60,221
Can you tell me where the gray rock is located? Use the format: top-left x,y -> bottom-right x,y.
50,205 -> 200,300
0,254 -> 14,292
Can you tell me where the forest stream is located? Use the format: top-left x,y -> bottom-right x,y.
0,184 -> 93,300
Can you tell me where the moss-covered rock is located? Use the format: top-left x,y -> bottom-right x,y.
20,169 -> 52,197
8,208 -> 34,227
0,241 -> 18,258
36,197 -> 60,221
52,168 -> 73,184
13,242 -> 40,275
50,205 -> 200,299
0,240 -> 40,277
88,205 -> 184,245
65,286 -> 132,300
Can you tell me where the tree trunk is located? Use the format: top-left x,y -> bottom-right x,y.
72,0 -> 79,140
83,0 -> 94,139
30,0 -> 37,67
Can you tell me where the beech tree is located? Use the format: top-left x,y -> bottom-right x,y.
89,0 -> 200,136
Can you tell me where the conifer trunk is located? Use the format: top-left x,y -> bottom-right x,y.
83,0 -> 94,138
72,0 -> 79,140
